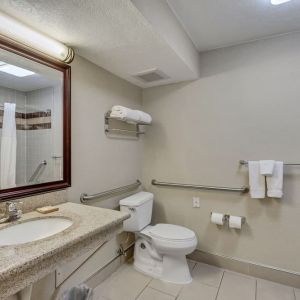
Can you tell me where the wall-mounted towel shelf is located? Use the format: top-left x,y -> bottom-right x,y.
80,180 -> 141,203
105,128 -> 145,135
105,110 -> 150,138
239,160 -> 300,166
152,179 -> 249,193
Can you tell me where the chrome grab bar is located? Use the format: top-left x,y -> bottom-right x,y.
80,180 -> 141,203
240,160 -> 300,166
29,160 -> 47,183
152,179 -> 249,193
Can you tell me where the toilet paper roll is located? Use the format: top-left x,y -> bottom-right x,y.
211,212 -> 225,225
229,216 -> 242,229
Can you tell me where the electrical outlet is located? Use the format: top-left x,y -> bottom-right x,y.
192,197 -> 200,208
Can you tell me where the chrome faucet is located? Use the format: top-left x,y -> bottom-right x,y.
0,202 -> 22,224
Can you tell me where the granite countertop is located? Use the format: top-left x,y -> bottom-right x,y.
0,202 -> 130,298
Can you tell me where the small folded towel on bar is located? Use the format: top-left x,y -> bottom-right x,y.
259,160 -> 275,176
110,105 -> 152,124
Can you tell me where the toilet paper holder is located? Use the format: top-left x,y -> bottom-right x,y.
210,212 -> 246,225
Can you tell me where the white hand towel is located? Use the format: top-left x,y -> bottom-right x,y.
259,160 -> 275,176
267,161 -> 283,198
248,161 -> 265,199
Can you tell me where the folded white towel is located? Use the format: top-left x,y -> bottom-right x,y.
136,110 -> 152,124
110,106 -> 152,124
110,109 -> 141,123
248,161 -> 265,199
259,160 -> 275,176
266,161 -> 283,198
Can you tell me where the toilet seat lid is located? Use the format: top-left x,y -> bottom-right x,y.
149,224 -> 196,241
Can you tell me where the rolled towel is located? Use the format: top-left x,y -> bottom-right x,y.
259,160 -> 275,176
135,110 -> 152,124
138,110 -> 152,124
110,110 -> 140,122
110,106 -> 141,123
248,161 -> 265,199
266,161 -> 283,198
110,106 -> 152,124
111,105 -> 129,112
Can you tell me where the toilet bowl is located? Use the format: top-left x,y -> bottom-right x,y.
120,192 -> 197,284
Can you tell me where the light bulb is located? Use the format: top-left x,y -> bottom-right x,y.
0,11 -> 74,63
271,0 -> 291,5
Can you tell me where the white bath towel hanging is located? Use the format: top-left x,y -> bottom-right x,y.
266,161 -> 283,198
248,161 -> 265,199
0,103 -> 17,189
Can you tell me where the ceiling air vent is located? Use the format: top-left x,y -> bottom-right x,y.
133,68 -> 169,83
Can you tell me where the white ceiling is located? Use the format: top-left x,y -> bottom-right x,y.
1,0 -> 300,88
0,0 -> 200,88
167,0 -> 300,52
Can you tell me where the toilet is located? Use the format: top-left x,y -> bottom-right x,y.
120,191 -> 197,284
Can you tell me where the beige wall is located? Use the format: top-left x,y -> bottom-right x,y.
6,55 -> 142,299
67,55 -> 143,206
142,32 -> 300,273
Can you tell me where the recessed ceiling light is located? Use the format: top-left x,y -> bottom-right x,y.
271,0 -> 291,5
0,61 -> 35,77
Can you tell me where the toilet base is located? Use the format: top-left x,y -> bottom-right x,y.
134,238 -> 162,279
134,238 -> 192,284
161,254 -> 192,284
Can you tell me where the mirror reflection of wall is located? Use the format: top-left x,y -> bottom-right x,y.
0,49 -> 63,189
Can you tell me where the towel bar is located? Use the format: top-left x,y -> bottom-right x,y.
240,160 -> 300,166
152,179 -> 249,193
80,180 -> 141,203
104,110 -> 150,138
105,128 -> 145,135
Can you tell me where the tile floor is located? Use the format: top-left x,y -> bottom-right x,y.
93,260 -> 299,300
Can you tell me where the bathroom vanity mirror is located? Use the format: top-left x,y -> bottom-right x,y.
0,38 -> 71,201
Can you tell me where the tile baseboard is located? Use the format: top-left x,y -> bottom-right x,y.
188,249 -> 300,288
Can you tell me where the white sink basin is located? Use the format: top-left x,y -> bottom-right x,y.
0,217 -> 73,246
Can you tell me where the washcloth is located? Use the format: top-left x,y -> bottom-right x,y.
266,161 -> 283,198
259,160 -> 275,176
248,161 -> 265,199
61,284 -> 93,300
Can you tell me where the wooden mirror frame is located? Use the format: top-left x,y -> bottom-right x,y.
0,37 -> 71,201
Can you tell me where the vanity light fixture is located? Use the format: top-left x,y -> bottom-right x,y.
271,0 -> 291,5
0,61 -> 35,77
0,11 -> 74,63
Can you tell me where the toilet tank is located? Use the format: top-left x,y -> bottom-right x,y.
120,191 -> 153,232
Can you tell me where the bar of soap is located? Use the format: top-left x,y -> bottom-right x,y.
36,206 -> 59,214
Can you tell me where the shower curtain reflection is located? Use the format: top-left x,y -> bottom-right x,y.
0,102 -> 17,189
